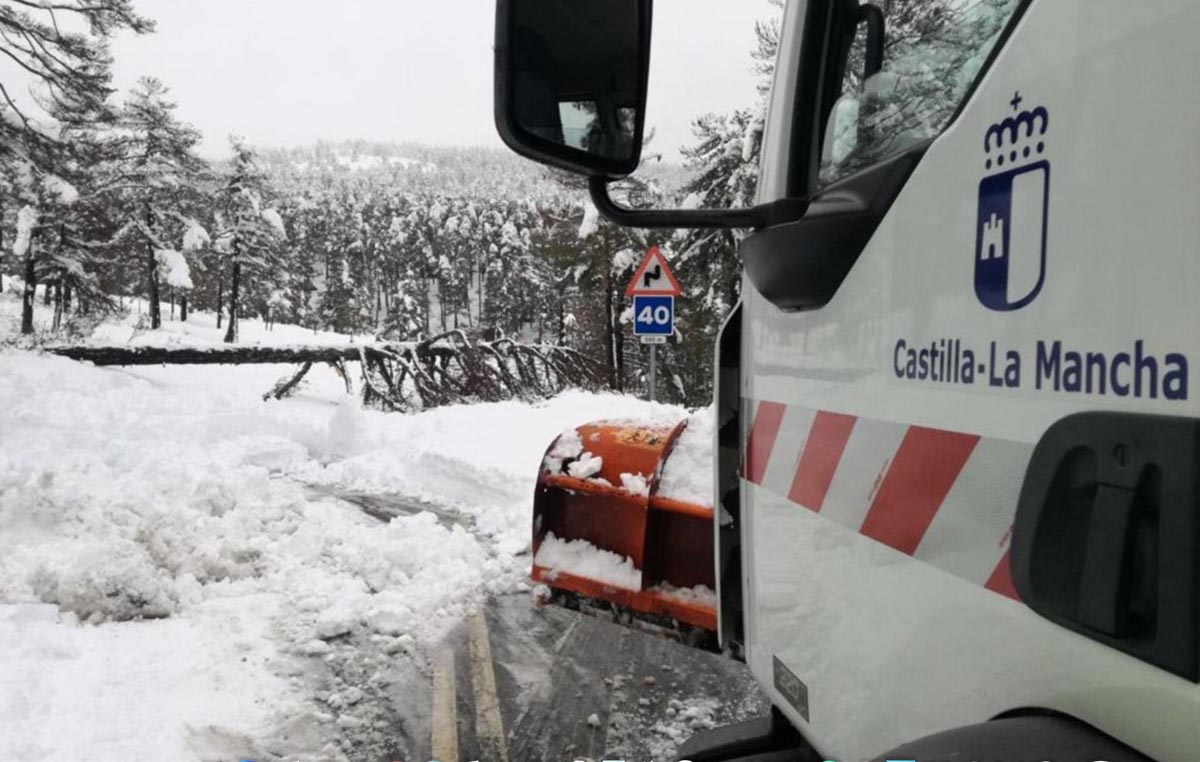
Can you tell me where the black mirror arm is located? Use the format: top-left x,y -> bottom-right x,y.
588,176 -> 808,230
858,3 -> 885,78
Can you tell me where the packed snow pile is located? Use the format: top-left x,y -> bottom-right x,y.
658,405 -> 715,506
533,533 -> 642,590
650,583 -> 718,608
0,346 -> 692,759
536,408 -> 715,506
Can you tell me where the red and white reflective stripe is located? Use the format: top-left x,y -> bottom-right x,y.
745,401 -> 787,486
743,399 -> 1031,601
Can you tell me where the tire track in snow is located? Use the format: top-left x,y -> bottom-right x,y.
302,484 -> 476,530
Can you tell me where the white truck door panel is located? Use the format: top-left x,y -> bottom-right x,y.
741,0 -> 1200,759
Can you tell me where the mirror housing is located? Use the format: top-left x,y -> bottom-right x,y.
494,0 -> 652,179
493,0 -> 808,231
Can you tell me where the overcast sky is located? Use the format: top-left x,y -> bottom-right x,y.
106,0 -> 776,161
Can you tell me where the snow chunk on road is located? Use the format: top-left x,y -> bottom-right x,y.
535,533 -> 641,590
658,406 -> 714,507
650,697 -> 720,757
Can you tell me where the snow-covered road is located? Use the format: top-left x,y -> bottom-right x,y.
0,348 -> 720,760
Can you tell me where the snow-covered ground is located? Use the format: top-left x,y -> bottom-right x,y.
0,286 -> 715,760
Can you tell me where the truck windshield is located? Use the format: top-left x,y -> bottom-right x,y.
820,0 -> 1022,185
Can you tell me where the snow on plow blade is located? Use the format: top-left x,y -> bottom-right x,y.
531,419 -> 717,641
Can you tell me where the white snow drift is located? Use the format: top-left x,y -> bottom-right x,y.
0,335 -> 707,759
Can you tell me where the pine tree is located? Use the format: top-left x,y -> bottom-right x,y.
104,78 -> 209,329
213,138 -> 285,343
0,1 -> 153,168
1,0 -> 152,333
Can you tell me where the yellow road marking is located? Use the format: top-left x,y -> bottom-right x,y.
468,610 -> 509,762
431,647 -> 459,762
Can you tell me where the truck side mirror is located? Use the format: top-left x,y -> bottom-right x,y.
494,0 -> 652,179
494,0 -> 807,230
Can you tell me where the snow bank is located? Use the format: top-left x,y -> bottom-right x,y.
0,600 -> 286,761
534,533 -> 641,590
302,389 -> 686,554
658,405 -> 715,507
0,342 -> 689,757
0,353 -> 491,757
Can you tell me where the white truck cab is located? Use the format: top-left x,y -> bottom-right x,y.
495,1 -> 1200,759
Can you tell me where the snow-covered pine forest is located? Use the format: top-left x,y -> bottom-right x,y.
0,1 -> 781,407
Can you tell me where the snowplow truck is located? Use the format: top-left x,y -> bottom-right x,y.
496,1 -> 1199,760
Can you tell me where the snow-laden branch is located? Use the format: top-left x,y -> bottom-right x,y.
13,204 -> 37,256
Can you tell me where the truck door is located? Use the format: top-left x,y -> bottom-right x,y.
738,0 -> 1200,759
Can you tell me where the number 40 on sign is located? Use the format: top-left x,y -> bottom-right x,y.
633,296 -> 673,337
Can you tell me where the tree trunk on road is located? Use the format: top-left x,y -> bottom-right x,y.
49,345 -> 371,366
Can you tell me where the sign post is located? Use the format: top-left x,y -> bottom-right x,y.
626,246 -> 682,402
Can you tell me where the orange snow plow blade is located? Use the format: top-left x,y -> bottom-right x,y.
531,420 -> 717,641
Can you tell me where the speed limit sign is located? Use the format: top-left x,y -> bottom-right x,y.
633,295 -> 673,336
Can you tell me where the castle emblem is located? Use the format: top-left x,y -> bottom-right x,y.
974,92 -> 1050,311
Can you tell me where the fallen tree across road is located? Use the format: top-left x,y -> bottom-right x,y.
48,332 -> 604,412
47,345 -> 367,366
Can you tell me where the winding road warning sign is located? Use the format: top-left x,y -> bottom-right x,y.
626,246 -> 681,297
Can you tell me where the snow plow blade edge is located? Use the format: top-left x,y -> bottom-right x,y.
531,420 -> 717,639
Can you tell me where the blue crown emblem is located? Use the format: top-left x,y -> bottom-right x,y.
974,92 -> 1050,312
